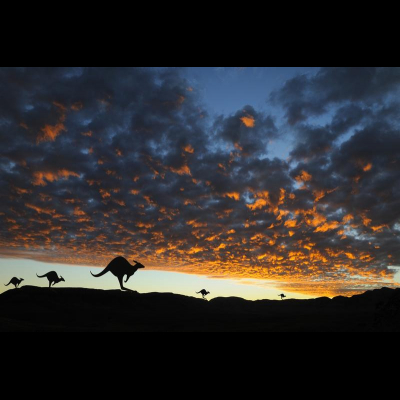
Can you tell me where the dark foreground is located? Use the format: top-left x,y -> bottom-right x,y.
1,286 -> 400,332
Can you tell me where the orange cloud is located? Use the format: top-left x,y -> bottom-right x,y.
343,214 -> 354,224
303,209 -> 327,228
247,191 -> 271,211
187,220 -> 207,228
362,215 -> 372,227
169,164 -> 192,176
114,199 -> 126,207
276,209 -> 290,221
32,170 -> 80,186
240,114 -> 255,128
183,145 -> 195,154
14,187 -> 31,195
363,163 -> 373,172
25,203 -> 55,216
314,221 -> 340,233
285,219 -> 298,229
206,235 -> 219,242
295,170 -> 313,184
99,189 -> 111,199
371,225 -> 387,232
247,199 -> 268,211
313,190 -> 326,202
187,246 -> 204,255
279,188 -> 286,204
37,102 -> 67,144
38,119 -> 66,143
225,192 -> 240,201
73,207 -> 86,217
137,222 -> 155,229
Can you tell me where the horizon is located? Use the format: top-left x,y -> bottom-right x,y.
1,257 -> 399,300
1,67 -> 400,299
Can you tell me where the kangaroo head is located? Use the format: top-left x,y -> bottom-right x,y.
20,278 -> 24,282
60,276 -> 65,282
133,260 -> 146,270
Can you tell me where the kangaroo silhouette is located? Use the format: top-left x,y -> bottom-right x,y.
91,257 -> 145,291
5,278 -> 24,289
197,289 -> 210,300
37,272 -> 65,288
279,294 -> 287,300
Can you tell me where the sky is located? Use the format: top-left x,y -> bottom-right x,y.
1,67 -> 400,299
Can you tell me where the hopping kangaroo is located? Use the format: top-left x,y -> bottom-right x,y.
37,272 -> 65,288
91,257 -> 145,291
5,278 -> 24,289
197,289 -> 210,300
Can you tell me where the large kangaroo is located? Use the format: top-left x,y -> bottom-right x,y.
91,257 -> 145,291
5,278 -> 24,289
37,272 -> 65,288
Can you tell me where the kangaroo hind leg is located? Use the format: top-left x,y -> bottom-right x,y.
118,276 -> 133,292
118,276 -> 128,291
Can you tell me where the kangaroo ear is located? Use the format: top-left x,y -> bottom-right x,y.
133,260 -> 139,264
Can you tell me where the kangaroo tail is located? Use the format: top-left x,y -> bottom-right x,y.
91,267 -> 110,278
5,282 -> 11,286
37,273 -> 47,278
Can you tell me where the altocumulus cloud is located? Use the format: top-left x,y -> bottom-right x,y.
1,67 -> 400,296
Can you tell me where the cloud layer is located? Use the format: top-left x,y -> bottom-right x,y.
1,67 -> 400,296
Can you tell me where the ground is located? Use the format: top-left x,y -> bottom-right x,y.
0,286 -> 399,332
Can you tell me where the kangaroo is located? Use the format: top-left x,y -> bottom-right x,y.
5,278 -> 24,289
279,294 -> 287,300
91,257 -> 145,291
197,289 -> 210,300
37,272 -> 65,288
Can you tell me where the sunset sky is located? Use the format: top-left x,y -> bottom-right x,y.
1,67 -> 400,299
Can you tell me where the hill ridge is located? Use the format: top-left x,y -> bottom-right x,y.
1,286 -> 399,332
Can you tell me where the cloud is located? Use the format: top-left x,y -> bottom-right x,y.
214,106 -> 278,156
271,67 -> 400,125
0,67 -> 400,296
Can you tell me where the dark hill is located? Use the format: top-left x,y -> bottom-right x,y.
0,286 -> 399,332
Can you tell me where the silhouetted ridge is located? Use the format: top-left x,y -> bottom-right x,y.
1,286 -> 400,332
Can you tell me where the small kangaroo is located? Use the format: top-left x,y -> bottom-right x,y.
91,257 -> 145,291
37,272 -> 65,288
197,289 -> 210,300
5,278 -> 24,289
279,294 -> 287,300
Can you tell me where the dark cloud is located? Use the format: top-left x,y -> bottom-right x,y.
271,67 -> 400,125
214,105 -> 278,156
0,67 -> 399,297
